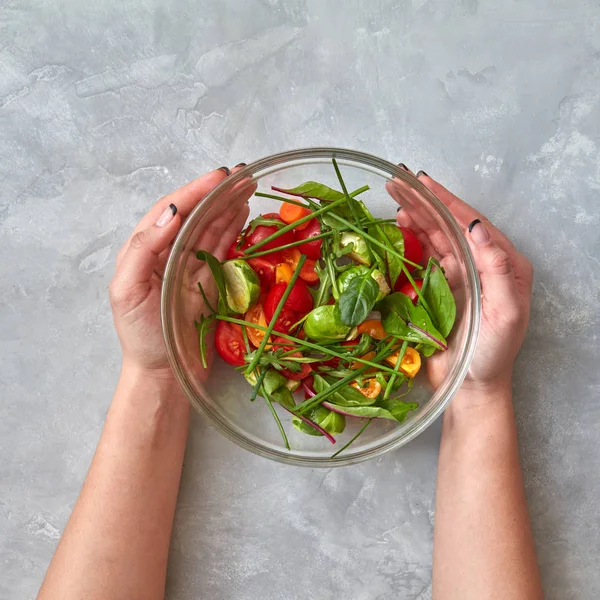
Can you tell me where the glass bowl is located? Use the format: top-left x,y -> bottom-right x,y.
161,148 -> 480,467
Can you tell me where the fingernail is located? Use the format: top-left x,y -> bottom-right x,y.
416,170 -> 428,178
468,219 -> 490,245
397,163 -> 409,171
218,166 -> 231,176
396,206 -> 402,212
235,162 -> 247,168
157,203 -> 177,227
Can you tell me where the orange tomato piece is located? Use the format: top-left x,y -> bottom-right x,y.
351,378 -> 382,399
356,319 -> 387,340
351,351 -> 377,371
244,304 -> 269,348
280,248 -> 319,284
384,347 -> 421,378
275,263 -> 294,284
280,201 -> 312,230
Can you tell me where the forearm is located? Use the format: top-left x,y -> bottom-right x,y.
38,367 -> 190,600
433,383 -> 543,600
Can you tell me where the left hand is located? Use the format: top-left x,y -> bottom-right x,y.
109,166 -> 248,381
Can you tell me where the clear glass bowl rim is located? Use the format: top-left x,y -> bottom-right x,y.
161,147 -> 481,467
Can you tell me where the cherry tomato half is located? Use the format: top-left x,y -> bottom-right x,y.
399,227 -> 423,271
215,321 -> 246,366
271,308 -> 298,336
398,279 -> 423,304
264,280 -> 314,321
247,256 -> 279,290
294,218 -> 322,260
246,213 -> 295,251
226,236 -> 249,259
244,303 -> 268,348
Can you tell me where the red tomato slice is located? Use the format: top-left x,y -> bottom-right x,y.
398,279 -> 423,304
271,308 -> 298,336
246,213 -> 295,251
399,227 -> 423,271
215,321 -> 246,366
226,236 -> 249,259
294,218 -> 322,260
247,256 -> 279,290
264,281 -> 314,321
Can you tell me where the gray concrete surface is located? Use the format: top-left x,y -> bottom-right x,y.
1,1 -> 599,598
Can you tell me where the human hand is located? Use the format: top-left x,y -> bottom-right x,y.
389,169 -> 533,396
109,166 -> 250,383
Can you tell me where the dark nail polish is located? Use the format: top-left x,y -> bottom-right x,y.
416,170 -> 428,178
397,163 -> 409,171
396,206 -> 402,212
169,203 -> 177,216
218,166 -> 231,176
235,162 -> 247,168
468,218 -> 481,233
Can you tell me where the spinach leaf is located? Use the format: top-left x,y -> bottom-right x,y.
292,406 -> 346,437
321,402 -> 397,421
421,261 -> 456,338
379,292 -> 448,350
313,374 -> 377,406
196,250 -> 229,315
258,369 -> 295,410
337,270 -> 379,327
368,223 -> 404,287
273,181 -> 345,202
376,397 -> 418,423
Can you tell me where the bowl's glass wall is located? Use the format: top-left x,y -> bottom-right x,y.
162,149 -> 480,466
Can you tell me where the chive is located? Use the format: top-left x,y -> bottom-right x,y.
249,367 -> 268,402
332,158 -> 361,224
254,192 -> 310,208
241,325 -> 251,354
245,255 -> 306,375
263,394 -> 290,450
197,281 -> 217,315
331,419 -> 372,459
216,315 -> 405,377
242,230 -> 335,259
244,198 -> 347,254
348,184 -> 370,197
383,341 -> 408,401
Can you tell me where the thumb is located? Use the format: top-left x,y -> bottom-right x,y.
467,219 -> 521,322
110,203 -> 180,307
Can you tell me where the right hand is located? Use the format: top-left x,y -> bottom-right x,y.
392,171 -> 534,394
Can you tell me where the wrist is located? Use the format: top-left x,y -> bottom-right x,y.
119,361 -> 188,407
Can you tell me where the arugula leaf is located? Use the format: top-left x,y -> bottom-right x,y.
337,270 -> 379,327
379,292 -> 448,350
196,250 -> 229,315
313,374 -> 377,407
194,314 -> 216,369
273,181 -> 345,202
421,260 -> 456,338
369,223 -> 405,287
248,216 -> 285,234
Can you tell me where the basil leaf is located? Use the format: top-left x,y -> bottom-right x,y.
196,250 -> 229,315
274,181 -> 345,201
379,292 -> 447,350
422,262 -> 456,338
338,272 -> 379,327
368,223 -> 404,287
313,374 -> 377,406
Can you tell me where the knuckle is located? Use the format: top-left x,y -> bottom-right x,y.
486,246 -> 512,274
131,230 -> 147,250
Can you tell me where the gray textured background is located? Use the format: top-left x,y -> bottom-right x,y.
1,1 -> 599,599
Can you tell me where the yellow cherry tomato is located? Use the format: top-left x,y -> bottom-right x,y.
356,319 -> 387,340
351,378 -> 382,399
275,263 -> 294,284
385,346 -> 421,378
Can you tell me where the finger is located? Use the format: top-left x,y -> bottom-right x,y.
467,219 -> 522,326
115,204 -> 181,288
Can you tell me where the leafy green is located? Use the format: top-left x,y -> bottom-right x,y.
377,397 -> 419,422
194,314 -> 215,369
196,250 -> 229,315
337,270 -> 379,327
292,406 -> 346,437
421,260 -> 456,338
379,292 -> 448,350
313,374 -> 377,407
248,215 -> 286,234
273,181 -> 345,202
339,232 -> 373,265
369,223 -> 405,287
257,369 -> 295,410
322,403 -> 396,421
